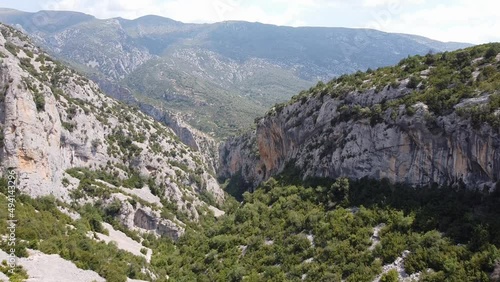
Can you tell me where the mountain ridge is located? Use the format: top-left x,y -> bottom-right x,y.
0,8 -> 473,137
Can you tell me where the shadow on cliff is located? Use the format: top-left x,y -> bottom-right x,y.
220,170 -> 252,202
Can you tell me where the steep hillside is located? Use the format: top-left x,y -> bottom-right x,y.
125,49 -> 312,136
0,22 -> 230,281
0,22 -> 224,204
219,44 -> 500,196
0,9 -> 472,137
0,19 -> 226,242
3,163 -> 500,281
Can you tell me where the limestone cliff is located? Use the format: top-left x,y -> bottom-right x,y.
219,44 -> 500,192
138,103 -> 220,172
0,24 -> 224,234
92,76 -> 220,172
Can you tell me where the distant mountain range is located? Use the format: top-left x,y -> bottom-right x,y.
0,8 -> 472,137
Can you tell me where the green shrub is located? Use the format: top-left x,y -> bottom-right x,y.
34,93 -> 45,111
406,76 -> 420,89
62,177 -> 70,187
4,42 -> 18,55
24,49 -> 34,58
485,46 -> 500,60
380,269 -> 399,282
62,121 -> 75,132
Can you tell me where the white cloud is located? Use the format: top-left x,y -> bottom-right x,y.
363,0 -> 425,8
43,0 -> 211,21
217,1 -> 316,26
368,0 -> 500,43
42,0 -> 332,25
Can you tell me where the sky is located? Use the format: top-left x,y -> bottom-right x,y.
1,0 -> 498,44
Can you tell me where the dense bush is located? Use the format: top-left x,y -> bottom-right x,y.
282,43 -> 500,128
34,93 -> 46,112
2,160 -> 500,281
143,169 -> 500,281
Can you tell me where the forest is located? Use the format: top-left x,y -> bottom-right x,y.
2,167 -> 499,281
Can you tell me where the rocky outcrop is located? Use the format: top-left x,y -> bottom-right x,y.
87,75 -> 220,173
0,249 -> 107,282
0,24 -> 223,220
219,82 -> 500,192
139,103 -> 220,172
155,218 -> 185,241
110,193 -> 185,241
0,30 -> 67,198
491,262 -> 500,282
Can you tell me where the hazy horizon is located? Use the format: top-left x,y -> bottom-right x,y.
0,0 -> 498,44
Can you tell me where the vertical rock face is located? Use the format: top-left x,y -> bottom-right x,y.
0,33 -> 65,197
107,192 -> 185,241
91,77 -> 220,173
133,207 -> 185,241
219,77 -> 500,192
138,103 -> 220,172
134,208 -> 158,230
0,24 -> 223,220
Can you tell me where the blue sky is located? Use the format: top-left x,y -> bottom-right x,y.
1,0 -> 498,44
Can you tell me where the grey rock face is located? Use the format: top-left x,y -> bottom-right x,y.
107,193 -> 185,241
138,103 -> 220,172
0,36 -> 67,198
491,262 -> 500,282
0,24 -> 223,222
219,83 -> 500,191
156,218 -> 185,241
133,207 -> 185,241
134,208 -> 158,230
